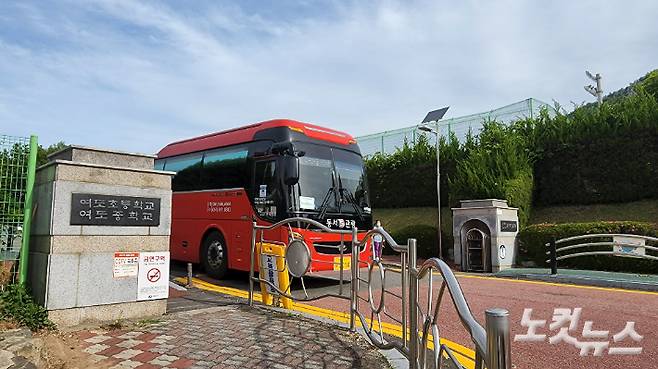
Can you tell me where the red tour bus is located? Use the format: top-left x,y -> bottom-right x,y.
156,119 -> 373,278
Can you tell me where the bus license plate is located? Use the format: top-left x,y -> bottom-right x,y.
333,256 -> 351,271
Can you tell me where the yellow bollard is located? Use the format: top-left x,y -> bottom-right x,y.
257,242 -> 292,309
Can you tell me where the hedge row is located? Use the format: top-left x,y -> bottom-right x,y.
531,89 -> 658,205
517,221 -> 657,273
364,71 -> 658,211
365,135 -> 452,208
534,132 -> 658,204
366,121 -> 535,226
387,224 -> 453,260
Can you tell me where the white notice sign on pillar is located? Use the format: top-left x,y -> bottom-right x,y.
137,251 -> 170,300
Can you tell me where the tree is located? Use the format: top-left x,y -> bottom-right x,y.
37,142 -> 67,166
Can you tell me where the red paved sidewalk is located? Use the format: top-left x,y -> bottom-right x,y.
76,303 -> 388,369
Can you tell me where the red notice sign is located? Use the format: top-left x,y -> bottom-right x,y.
113,252 -> 139,278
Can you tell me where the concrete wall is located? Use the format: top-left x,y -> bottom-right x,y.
28,148 -> 173,326
48,145 -> 156,170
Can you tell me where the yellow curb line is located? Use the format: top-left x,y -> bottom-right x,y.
454,273 -> 658,296
175,277 -> 477,369
185,278 -> 474,356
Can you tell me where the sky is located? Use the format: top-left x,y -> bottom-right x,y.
0,0 -> 657,154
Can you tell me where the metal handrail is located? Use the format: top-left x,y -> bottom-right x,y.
248,217 -> 354,306
416,257 -> 487,357
544,242 -> 658,255
355,225 -> 408,253
545,233 -> 658,274
555,251 -> 658,261
247,218 -> 511,369
351,226 -> 409,355
547,233 -> 658,245
353,309 -> 409,352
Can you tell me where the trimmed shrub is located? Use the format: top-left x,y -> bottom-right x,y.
389,224 -> 453,259
518,221 -> 657,273
390,224 -> 436,259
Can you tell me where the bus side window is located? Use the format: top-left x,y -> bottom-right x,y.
201,147 -> 248,190
165,153 -> 203,191
254,160 -> 278,219
154,159 -> 166,171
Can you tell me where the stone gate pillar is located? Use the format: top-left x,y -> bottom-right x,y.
452,199 -> 519,273
27,146 -> 173,326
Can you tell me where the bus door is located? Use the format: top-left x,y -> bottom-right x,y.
253,158 -> 280,222
218,189 -> 254,271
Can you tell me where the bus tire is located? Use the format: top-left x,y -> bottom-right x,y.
201,231 -> 229,279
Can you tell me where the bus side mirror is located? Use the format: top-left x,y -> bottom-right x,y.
284,156 -> 299,186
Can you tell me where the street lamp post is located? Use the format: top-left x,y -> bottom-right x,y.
419,126 -> 442,258
419,107 -> 449,259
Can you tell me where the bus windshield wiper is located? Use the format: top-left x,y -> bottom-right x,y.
317,187 -> 335,220
317,171 -> 338,220
337,174 -> 364,220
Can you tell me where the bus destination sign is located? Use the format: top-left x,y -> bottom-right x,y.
70,193 -> 161,226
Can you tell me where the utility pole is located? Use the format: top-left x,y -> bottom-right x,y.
418,106 -> 449,260
585,71 -> 603,106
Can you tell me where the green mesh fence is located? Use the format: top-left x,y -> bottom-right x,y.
0,135 -> 36,285
356,98 -> 554,156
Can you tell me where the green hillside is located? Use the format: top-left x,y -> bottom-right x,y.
529,199 -> 658,225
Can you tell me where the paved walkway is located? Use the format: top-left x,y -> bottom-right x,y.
76,293 -> 389,369
0,328 -> 36,369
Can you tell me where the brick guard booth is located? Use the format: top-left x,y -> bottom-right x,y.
28,146 -> 173,326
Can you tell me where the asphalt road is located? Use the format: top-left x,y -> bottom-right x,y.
171,261 -> 658,369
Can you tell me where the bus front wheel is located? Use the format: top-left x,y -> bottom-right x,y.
201,231 -> 228,279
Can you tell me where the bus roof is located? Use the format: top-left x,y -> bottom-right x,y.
157,119 -> 356,159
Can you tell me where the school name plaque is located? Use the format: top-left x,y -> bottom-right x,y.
70,193 -> 161,226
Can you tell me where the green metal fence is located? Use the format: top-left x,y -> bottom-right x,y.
0,134 -> 38,286
356,98 -> 554,156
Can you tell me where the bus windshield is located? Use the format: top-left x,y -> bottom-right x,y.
334,149 -> 369,212
294,143 -> 370,215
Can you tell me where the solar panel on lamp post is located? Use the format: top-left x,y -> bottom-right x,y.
419,106 -> 449,260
